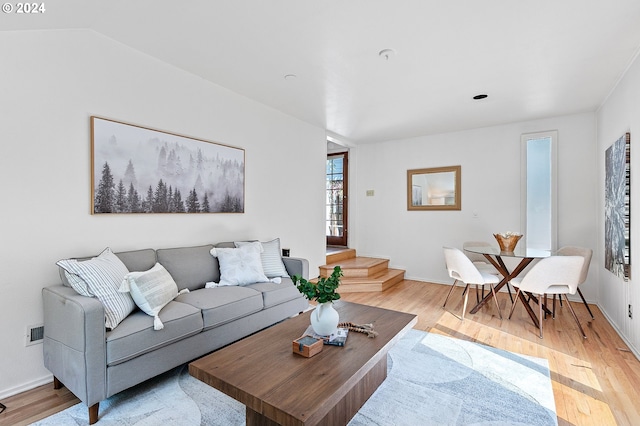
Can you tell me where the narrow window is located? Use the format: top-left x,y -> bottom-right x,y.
521,131 -> 557,250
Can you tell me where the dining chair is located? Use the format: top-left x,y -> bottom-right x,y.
463,241 -> 514,303
443,247 -> 502,320
556,246 -> 594,319
463,241 -> 498,274
508,255 -> 585,338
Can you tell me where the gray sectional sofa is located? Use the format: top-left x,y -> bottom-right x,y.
42,242 -> 309,424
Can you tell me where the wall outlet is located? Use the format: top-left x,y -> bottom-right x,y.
629,304 -> 633,319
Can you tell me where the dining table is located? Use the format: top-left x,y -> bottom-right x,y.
464,245 -> 552,327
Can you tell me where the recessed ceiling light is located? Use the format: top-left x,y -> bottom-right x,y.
378,49 -> 396,60
284,74 -> 297,81
473,94 -> 488,100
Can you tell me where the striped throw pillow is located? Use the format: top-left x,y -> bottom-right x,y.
235,238 -> 289,278
57,248 -> 135,329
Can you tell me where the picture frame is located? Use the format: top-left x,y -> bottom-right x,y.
407,165 -> 461,211
91,116 -> 245,214
604,132 -> 631,280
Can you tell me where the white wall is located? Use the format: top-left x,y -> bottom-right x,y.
596,52 -> 640,355
0,29 -> 327,398
353,113 -> 598,295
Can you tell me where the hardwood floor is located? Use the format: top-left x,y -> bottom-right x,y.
2,280 -> 639,425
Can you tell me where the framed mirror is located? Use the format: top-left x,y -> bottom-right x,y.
407,165 -> 461,210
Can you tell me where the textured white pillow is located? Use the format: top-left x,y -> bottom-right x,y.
209,244 -> 269,286
119,263 -> 186,330
57,248 -> 135,330
235,238 -> 289,278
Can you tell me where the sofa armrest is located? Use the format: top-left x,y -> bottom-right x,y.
282,257 -> 309,280
42,285 -> 107,406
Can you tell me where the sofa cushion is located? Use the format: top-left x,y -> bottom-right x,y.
57,248 -> 135,330
210,244 -> 269,286
105,300 -> 203,366
176,286 -> 263,330
246,277 -> 302,308
115,249 -> 157,272
157,245 -> 218,291
235,238 -> 289,278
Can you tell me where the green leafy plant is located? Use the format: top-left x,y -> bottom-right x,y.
292,266 -> 342,304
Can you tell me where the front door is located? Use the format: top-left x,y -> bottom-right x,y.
326,152 -> 348,246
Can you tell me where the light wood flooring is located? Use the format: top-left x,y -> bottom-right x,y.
2,280 -> 639,426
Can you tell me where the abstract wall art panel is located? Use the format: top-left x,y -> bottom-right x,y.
604,132 -> 630,281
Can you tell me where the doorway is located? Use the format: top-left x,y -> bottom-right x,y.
326,152 -> 348,247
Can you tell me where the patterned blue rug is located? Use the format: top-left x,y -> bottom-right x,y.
33,329 -> 556,425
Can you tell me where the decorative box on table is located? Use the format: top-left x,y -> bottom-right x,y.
292,335 -> 323,358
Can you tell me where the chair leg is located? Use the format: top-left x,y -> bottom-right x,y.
462,284 -> 470,321
506,282 -> 514,303
544,294 -> 548,319
577,288 -> 595,319
487,285 -> 502,319
508,289 -> 521,319
562,294 -> 587,338
538,293 -> 543,338
443,280 -> 458,308
552,295 -> 556,319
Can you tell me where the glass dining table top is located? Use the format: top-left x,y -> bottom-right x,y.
464,246 -> 552,259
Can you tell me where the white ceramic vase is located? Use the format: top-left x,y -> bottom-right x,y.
310,302 -> 339,336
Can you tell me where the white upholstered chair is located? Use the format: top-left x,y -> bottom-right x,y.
463,241 -> 514,303
443,247 -> 502,320
508,255 -> 585,338
556,246 -> 594,319
463,241 -> 498,274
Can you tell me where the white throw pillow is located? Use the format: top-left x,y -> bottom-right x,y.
119,263 -> 186,330
57,248 -> 135,330
209,244 -> 269,286
235,238 -> 289,278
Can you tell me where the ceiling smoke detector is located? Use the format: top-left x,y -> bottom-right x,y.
378,49 -> 396,60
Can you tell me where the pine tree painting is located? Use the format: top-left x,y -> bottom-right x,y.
91,117 -> 244,214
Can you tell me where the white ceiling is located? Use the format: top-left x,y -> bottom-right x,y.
5,0 -> 640,143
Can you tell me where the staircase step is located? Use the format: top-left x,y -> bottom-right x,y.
339,269 -> 405,293
320,257 -> 389,278
326,248 -> 356,264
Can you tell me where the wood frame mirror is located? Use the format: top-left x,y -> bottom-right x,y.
407,165 -> 461,211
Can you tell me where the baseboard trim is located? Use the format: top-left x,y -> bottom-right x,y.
0,374 -> 53,400
598,307 -> 640,361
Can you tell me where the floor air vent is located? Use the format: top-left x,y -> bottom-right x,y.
26,324 -> 44,346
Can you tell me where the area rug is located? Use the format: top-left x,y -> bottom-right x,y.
32,330 -> 557,426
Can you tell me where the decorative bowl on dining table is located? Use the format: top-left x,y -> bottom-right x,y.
493,232 -> 523,252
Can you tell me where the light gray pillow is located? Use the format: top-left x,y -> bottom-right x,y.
210,244 -> 269,286
57,248 -> 135,330
235,238 -> 289,278
119,263 -> 186,330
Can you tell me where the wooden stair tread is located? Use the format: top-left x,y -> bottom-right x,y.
339,269 -> 405,293
320,249 -> 404,293
326,248 -> 356,264
340,268 -> 404,284
323,256 -> 388,269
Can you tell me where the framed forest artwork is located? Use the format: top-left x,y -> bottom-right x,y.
604,132 -> 630,281
91,117 -> 245,214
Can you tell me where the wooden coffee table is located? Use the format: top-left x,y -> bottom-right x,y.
189,301 -> 417,426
